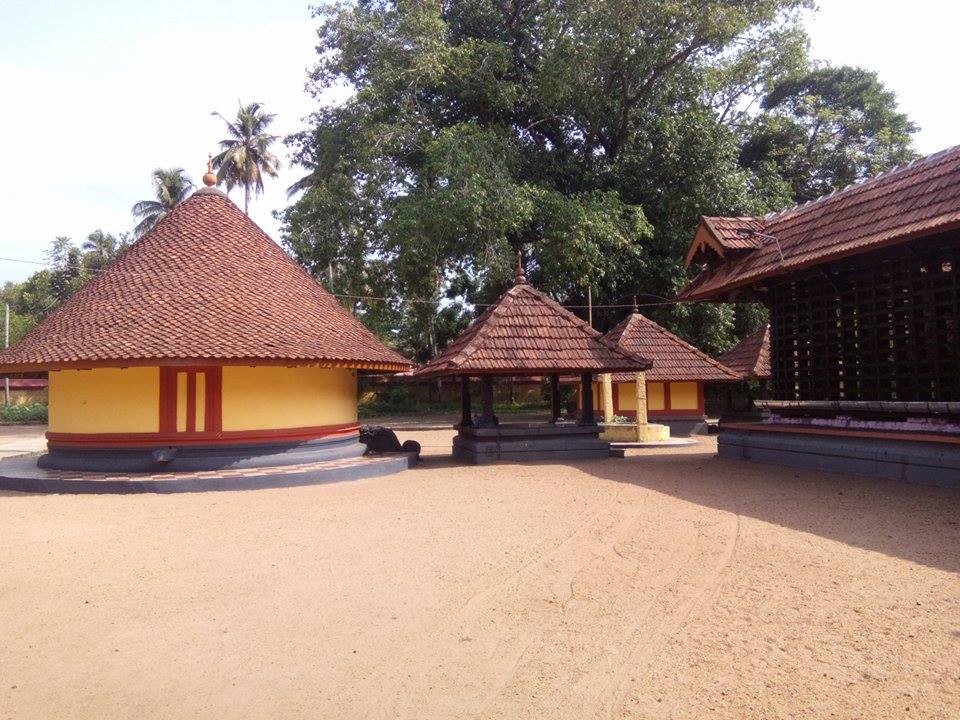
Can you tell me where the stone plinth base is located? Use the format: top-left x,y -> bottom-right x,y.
0,450 -> 417,494
38,434 -> 367,473
600,423 -> 670,443
453,423 -> 609,464
719,423 -> 960,488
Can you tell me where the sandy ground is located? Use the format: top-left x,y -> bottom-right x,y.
1,428 -> 959,719
0,424 -> 47,459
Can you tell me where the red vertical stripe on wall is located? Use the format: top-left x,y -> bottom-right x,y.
159,367 -> 176,433
205,367 -> 223,433
186,372 -> 196,433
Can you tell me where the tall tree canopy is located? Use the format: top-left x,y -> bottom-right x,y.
282,0 -> 916,358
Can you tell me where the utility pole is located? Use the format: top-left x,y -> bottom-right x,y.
587,286 -> 593,328
4,304 -> 9,406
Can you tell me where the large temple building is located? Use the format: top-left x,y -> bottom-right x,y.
681,144 -> 960,485
0,172 -> 410,474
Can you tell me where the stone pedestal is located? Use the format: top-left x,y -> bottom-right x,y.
599,423 -> 670,443
452,422 -> 609,464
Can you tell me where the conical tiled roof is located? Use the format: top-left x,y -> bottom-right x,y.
716,325 -> 771,380
411,280 -> 652,377
604,312 -> 740,383
0,188 -> 410,372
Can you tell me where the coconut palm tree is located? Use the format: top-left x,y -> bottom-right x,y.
211,101 -> 280,214
131,168 -> 195,238
81,229 -> 120,271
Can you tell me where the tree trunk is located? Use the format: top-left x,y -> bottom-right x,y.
244,184 -> 251,215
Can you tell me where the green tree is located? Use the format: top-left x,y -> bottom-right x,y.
283,1 -> 914,358
81,229 -> 126,272
132,168 -> 195,238
212,102 -> 280,214
740,65 -> 918,202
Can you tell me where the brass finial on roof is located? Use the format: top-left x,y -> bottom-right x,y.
202,154 -> 218,187
632,295 -> 639,314
515,251 -> 527,284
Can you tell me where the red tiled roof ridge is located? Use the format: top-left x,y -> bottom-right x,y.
761,144 -> 960,225
680,143 -> 960,300
411,282 -> 652,376
605,312 -> 740,382
716,325 -> 771,380
0,189 -> 411,372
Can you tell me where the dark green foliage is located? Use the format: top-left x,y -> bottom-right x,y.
2,232 -> 128,345
0,403 -> 48,424
282,1 -> 915,359
741,65 -> 918,203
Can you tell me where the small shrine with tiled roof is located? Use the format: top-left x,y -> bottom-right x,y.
679,143 -> 960,485
0,164 -> 412,474
574,303 -> 740,436
716,325 -> 771,381
412,259 -> 652,463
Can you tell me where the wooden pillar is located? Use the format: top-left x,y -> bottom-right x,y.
477,375 -> 498,427
634,371 -> 648,427
579,372 -> 596,426
460,375 -> 473,427
550,373 -> 561,423
601,373 -> 614,423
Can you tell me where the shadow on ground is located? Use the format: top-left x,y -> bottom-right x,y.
576,449 -> 960,574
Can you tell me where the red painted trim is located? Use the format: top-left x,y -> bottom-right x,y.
206,367 -> 222,433
1,358 -> 409,373
159,367 -> 177,433
721,422 -> 960,446
186,371 -> 196,433
46,423 -> 361,449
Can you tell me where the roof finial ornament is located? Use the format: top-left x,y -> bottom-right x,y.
515,251 -> 527,284
631,295 -> 639,314
202,154 -> 218,187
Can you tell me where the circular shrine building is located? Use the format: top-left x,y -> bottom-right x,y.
0,179 -> 410,472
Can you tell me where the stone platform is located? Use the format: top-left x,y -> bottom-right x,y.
452,422 -> 609,464
719,423 -> 960,488
0,450 -> 417,494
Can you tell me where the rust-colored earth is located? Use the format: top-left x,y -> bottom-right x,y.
2,429 -> 958,719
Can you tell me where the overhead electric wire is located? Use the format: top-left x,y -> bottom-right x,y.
0,254 -> 690,310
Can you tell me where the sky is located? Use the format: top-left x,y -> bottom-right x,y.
0,0 -> 957,284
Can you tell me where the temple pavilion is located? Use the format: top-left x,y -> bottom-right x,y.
576,304 -> 741,436
0,168 -> 410,473
680,144 -> 960,485
411,262 -> 651,463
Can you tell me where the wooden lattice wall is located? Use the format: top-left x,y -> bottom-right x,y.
768,231 -> 960,401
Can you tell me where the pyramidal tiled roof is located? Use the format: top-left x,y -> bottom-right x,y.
411,279 -> 652,377
680,144 -> 960,300
0,188 -> 410,372
604,312 -> 740,383
716,325 -> 771,380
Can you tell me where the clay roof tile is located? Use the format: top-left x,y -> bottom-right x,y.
0,188 -> 410,372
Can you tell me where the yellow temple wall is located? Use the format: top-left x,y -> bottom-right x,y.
669,381 -> 699,410
647,382 -> 666,411
48,367 -> 160,433
221,366 -> 357,431
579,379 -> 704,415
